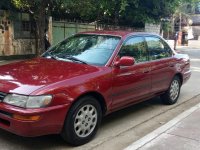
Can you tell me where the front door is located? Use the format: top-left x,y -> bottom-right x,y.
111,36 -> 151,110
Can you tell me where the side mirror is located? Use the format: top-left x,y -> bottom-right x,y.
114,56 -> 135,67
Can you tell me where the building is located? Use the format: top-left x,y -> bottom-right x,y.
0,10 -> 36,59
173,2 -> 200,46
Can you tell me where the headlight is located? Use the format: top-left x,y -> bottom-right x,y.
3,94 -> 52,108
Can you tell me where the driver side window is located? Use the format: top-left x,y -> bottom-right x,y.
119,36 -> 148,63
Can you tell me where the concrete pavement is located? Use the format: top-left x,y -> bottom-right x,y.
124,47 -> 200,150
125,97 -> 200,150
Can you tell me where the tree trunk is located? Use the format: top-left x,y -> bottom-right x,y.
35,0 -> 49,55
114,11 -> 118,27
179,13 -> 182,31
35,26 -> 39,56
114,1 -> 120,27
37,12 -> 45,55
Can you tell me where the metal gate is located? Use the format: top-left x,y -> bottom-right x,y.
52,21 -> 96,45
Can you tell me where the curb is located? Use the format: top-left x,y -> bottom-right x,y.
124,102 -> 200,150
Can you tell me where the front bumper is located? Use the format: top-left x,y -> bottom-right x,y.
183,70 -> 191,84
0,102 -> 70,137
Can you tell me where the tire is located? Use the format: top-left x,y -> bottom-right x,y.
161,76 -> 181,105
61,96 -> 102,146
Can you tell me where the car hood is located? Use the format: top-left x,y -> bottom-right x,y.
0,58 -> 99,95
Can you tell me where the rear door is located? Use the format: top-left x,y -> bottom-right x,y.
111,36 -> 151,109
145,36 -> 175,93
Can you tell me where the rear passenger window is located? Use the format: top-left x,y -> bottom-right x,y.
119,37 -> 148,63
145,37 -> 172,60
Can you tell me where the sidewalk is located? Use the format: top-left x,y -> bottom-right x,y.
124,101 -> 200,150
166,40 -> 200,50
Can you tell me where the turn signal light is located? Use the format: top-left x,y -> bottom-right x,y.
13,114 -> 40,121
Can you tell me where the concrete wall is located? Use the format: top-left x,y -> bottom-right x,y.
12,39 -> 36,55
188,40 -> 200,48
145,23 -> 161,35
0,12 -> 36,56
192,26 -> 200,40
0,16 -> 12,55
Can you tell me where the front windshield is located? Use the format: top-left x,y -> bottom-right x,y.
43,34 -> 121,66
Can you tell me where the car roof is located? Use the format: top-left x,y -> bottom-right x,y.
78,30 -> 160,38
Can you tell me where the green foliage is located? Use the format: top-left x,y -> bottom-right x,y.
0,0 -> 15,10
9,0 -> 200,26
3,0 -> 199,55
162,22 -> 172,32
12,0 -> 29,8
4,0 -> 199,28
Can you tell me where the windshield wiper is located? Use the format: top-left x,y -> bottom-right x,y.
45,52 -> 58,60
65,56 -> 87,64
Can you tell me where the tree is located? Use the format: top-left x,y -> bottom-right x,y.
51,0 -> 98,21
9,0 -> 200,55
0,0 -> 15,10
11,0 -> 55,55
53,0 -> 198,26
11,0 -> 100,55
172,0 -> 200,32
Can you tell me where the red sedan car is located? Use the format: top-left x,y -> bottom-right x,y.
0,31 -> 191,145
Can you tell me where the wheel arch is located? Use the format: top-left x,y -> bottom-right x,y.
70,91 -> 107,116
61,91 -> 106,145
175,73 -> 183,86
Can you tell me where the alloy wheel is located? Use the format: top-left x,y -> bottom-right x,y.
74,104 -> 98,138
169,80 -> 180,101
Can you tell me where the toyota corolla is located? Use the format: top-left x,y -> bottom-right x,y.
0,31 -> 191,145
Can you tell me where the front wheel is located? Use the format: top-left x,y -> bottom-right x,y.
161,76 -> 181,105
61,96 -> 102,146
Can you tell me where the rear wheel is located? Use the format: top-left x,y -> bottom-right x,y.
61,96 -> 102,146
161,76 -> 181,105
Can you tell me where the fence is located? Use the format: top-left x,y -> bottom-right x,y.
52,21 -> 96,45
96,24 -> 144,32
51,21 -> 145,45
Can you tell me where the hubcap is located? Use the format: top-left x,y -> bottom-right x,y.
170,80 -> 179,101
74,104 -> 97,138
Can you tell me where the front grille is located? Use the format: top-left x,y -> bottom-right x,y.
0,92 -> 7,101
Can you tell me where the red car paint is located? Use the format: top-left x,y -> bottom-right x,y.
0,31 -> 191,137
